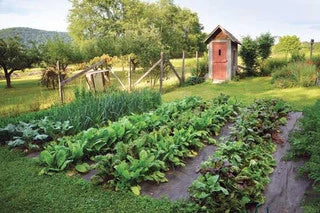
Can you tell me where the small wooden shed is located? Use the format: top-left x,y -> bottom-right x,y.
205,25 -> 241,82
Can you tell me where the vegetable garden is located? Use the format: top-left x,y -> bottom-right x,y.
1,88 -> 316,212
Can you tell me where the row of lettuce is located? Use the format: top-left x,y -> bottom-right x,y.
39,95 -> 240,193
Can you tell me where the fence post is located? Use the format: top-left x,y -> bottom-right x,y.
57,61 -> 64,104
128,56 -> 132,91
196,51 -> 199,73
310,39 -> 314,59
182,50 -> 185,84
160,52 -> 164,93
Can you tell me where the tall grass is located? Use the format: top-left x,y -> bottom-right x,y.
0,89 -> 161,133
261,58 -> 288,76
271,62 -> 317,88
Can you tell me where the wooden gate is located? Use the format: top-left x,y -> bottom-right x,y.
212,42 -> 227,80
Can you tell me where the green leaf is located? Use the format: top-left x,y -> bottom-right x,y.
75,163 -> 90,173
131,185 -> 141,195
56,149 -> 68,168
39,150 -> 54,166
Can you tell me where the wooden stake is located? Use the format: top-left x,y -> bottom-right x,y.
57,61 -> 64,104
182,51 -> 185,83
128,56 -> 132,91
160,52 -> 164,93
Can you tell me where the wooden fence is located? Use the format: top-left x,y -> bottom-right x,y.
57,51 -> 200,103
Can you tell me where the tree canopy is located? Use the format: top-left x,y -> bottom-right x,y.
40,37 -> 83,71
239,33 -> 275,76
68,0 -> 206,66
0,37 -> 40,88
274,35 -> 301,58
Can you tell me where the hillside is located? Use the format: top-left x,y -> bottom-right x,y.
0,27 -> 71,46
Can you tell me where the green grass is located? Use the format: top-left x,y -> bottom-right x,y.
0,147 -> 178,213
162,77 -> 320,110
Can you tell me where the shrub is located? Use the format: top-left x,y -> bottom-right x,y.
310,55 -> 320,69
185,76 -> 205,86
271,62 -> 317,88
260,58 -> 288,76
289,52 -> 306,63
0,89 -> 161,133
191,53 -> 208,77
239,36 -> 258,76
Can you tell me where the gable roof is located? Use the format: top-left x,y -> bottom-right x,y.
205,25 -> 241,45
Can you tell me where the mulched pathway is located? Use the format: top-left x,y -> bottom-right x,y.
251,112 -> 312,213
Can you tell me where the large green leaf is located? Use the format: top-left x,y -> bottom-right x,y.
40,150 -> 54,166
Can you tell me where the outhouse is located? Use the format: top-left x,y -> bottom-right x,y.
205,25 -> 241,82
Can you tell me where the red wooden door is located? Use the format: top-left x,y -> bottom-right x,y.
212,42 -> 227,80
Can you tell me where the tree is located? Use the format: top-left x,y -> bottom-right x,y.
239,36 -> 258,76
239,33 -> 275,76
275,35 -> 301,58
41,37 -> 83,71
68,0 -> 206,61
0,37 -> 40,88
256,33 -> 275,61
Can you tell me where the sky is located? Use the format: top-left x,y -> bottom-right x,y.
0,0 -> 319,41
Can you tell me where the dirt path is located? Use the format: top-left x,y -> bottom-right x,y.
252,112 -> 312,213
140,123 -> 233,200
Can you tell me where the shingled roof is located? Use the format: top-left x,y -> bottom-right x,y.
205,25 -> 241,45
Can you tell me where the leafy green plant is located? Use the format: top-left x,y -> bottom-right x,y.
188,98 -> 290,212
0,117 -> 73,150
185,76 -> 205,86
39,95 -> 240,193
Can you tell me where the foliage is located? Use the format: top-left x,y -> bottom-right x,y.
274,35 -> 302,58
39,95 -> 239,192
0,117 -> 73,151
271,62 -> 318,88
289,100 -> 320,191
40,37 -> 83,71
260,58 -> 288,76
188,99 -> 290,212
185,76 -> 205,86
68,0 -> 206,64
40,68 -> 67,89
239,36 -> 259,76
0,89 -> 161,134
239,33 -> 275,76
0,37 -> 41,88
256,33 -> 275,61
289,52 -> 306,63
191,53 -> 208,78
310,55 -> 320,69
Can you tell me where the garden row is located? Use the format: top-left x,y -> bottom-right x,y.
187,99 -> 290,212
39,94 -> 240,194
0,89 -> 161,150
288,100 -> 320,211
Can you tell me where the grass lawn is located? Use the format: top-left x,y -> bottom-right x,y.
163,77 -> 320,110
0,147 -> 178,213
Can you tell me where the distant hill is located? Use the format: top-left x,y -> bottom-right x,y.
0,27 -> 71,46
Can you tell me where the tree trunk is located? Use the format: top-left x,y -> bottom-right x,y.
4,68 -> 12,88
